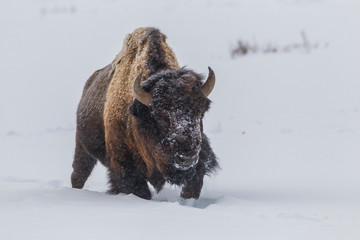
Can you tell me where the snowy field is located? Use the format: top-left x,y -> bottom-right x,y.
1,0 -> 360,239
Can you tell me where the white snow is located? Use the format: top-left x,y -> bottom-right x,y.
1,0 -> 360,239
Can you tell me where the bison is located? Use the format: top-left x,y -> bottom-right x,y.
71,27 -> 219,200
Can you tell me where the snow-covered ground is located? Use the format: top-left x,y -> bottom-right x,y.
1,0 -> 360,239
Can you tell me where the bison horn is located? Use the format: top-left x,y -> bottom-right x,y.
201,67 -> 215,97
133,72 -> 152,107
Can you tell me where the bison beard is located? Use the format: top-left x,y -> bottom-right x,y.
71,27 -> 219,200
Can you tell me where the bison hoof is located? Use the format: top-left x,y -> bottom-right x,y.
71,171 -> 85,189
108,185 -> 152,200
132,186 -> 152,200
135,192 -> 152,200
181,190 -> 200,200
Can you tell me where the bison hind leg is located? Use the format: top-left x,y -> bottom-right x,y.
71,139 -> 97,189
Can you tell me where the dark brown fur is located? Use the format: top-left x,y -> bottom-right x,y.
71,27 -> 218,199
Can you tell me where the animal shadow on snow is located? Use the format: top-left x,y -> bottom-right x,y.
151,186 -> 222,209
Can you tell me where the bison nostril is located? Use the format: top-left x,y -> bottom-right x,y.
173,154 -> 199,170
178,154 -> 198,165
178,157 -> 186,163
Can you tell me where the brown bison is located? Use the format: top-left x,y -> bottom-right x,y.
71,27 -> 218,200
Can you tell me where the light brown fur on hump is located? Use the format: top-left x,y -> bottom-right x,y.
104,27 -> 180,173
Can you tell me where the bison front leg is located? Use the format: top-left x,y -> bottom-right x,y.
181,165 -> 205,200
181,176 -> 204,200
105,120 -> 152,200
108,155 -> 152,200
181,135 -> 218,199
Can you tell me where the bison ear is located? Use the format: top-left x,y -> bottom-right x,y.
201,67 -> 215,97
133,72 -> 152,107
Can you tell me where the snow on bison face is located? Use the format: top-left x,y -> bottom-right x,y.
131,67 -> 215,171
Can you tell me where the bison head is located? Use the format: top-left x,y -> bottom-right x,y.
130,67 -> 215,174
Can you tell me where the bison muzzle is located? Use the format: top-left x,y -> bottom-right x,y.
71,27 -> 219,200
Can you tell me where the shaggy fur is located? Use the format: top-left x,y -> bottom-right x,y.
71,27 -> 218,200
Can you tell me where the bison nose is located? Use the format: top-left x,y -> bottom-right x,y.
174,154 -> 199,170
